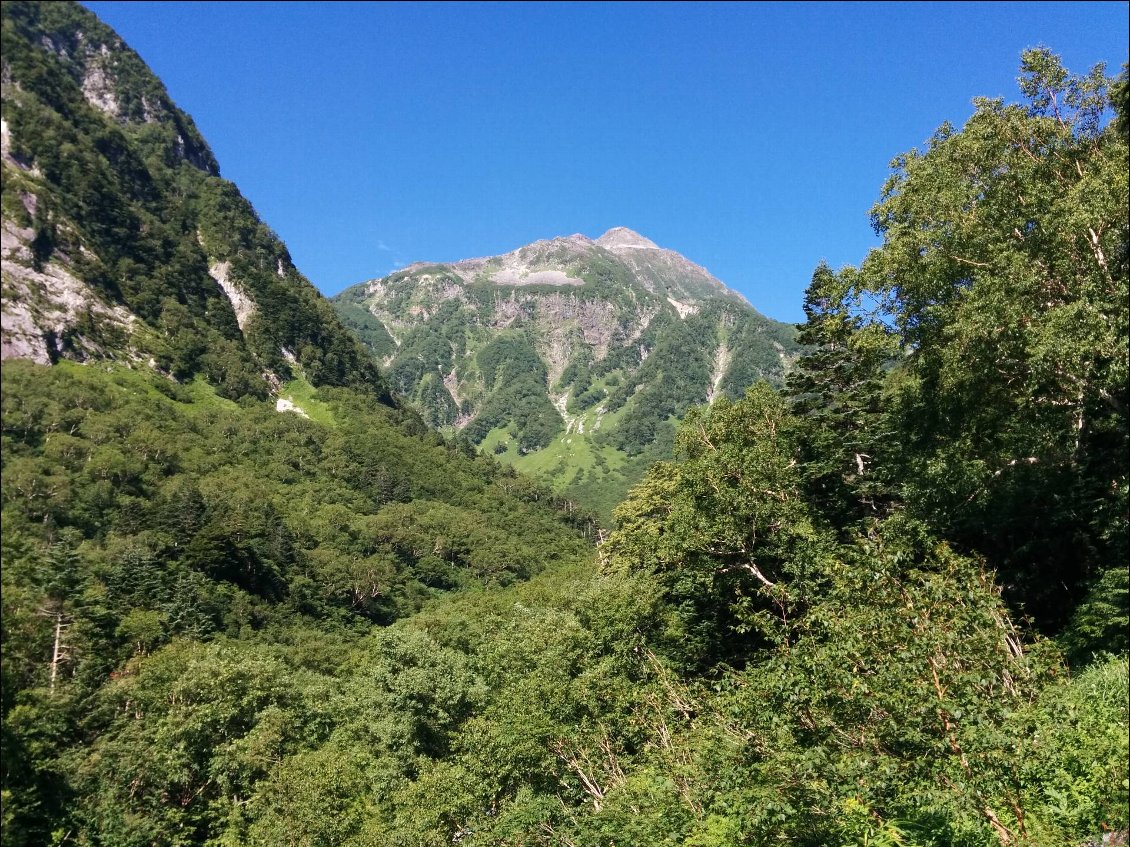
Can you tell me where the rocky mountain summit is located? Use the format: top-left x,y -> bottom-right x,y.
333,228 -> 800,516
596,226 -> 748,307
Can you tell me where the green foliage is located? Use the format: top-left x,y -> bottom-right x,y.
859,47 -> 1128,638
330,301 -> 397,359
607,383 -> 817,668
463,333 -> 564,451
1061,566 -> 1130,663
596,303 -> 798,458
599,400 -> 1121,846
1112,62 -> 1129,142
0,356 -> 592,633
476,332 -> 544,392
1014,654 -> 1129,843
786,261 -> 899,526
2,23 -> 1126,847
0,359 -> 601,844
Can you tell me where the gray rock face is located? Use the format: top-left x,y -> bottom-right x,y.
595,227 -> 660,250
1,218 -> 136,364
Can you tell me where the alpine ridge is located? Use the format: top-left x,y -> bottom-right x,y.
333,227 -> 801,517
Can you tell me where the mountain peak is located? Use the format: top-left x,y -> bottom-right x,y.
596,227 -> 659,250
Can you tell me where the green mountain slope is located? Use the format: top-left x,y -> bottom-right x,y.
1,0 -> 389,402
0,4 -> 601,840
333,227 -> 801,518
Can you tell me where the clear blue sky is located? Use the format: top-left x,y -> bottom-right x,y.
85,1 -> 1127,323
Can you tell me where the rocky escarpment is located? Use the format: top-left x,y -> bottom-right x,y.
333,228 -> 801,517
1,216 -> 135,363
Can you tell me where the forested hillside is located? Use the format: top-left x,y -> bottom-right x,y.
1,2 -> 1127,845
1,0 -> 388,402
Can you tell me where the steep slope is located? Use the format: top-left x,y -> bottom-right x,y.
1,0 -> 389,403
334,228 -> 801,517
0,0 -> 602,621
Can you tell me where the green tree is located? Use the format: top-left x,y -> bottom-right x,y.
861,47 -> 1128,641
787,261 -> 899,527
606,382 -> 819,669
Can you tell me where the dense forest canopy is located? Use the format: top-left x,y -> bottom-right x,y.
1,2 -> 1127,845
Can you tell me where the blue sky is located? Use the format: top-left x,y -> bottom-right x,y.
85,1 -> 1127,323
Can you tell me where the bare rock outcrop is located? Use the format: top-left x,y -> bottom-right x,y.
1,219 -> 135,363
209,261 -> 257,333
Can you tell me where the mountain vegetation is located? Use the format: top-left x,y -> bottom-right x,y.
332,228 -> 801,519
1,3 -> 1126,846
0,0 -> 388,403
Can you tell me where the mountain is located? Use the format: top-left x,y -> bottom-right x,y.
0,0 -> 605,616
1,0 -> 389,405
333,228 -> 801,517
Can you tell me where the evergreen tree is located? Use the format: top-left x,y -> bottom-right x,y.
786,261 -> 899,527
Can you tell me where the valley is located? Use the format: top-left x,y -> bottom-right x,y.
1,3 -> 1126,845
